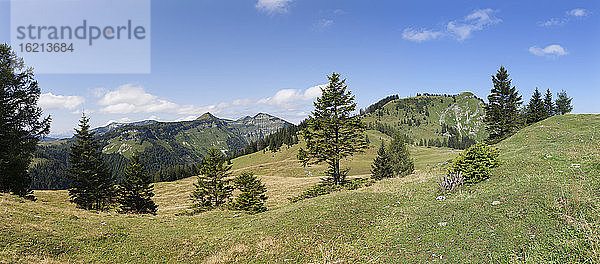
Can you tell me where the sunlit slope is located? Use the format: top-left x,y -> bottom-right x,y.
361,92 -> 487,143
231,129 -> 460,177
1,115 -> 598,263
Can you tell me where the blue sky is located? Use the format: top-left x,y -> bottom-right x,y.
1,0 -> 599,136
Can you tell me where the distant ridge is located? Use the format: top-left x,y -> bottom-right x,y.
31,112 -> 292,190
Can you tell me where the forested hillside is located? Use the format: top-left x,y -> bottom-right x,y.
361,92 -> 486,149
30,113 -> 291,190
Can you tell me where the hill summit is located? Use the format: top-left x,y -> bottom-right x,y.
361,92 -> 487,146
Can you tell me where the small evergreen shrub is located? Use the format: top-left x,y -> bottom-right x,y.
388,134 -> 414,177
190,148 -> 233,213
288,177 -> 374,203
450,143 -> 501,184
371,142 -> 394,180
344,178 -> 375,190
288,183 -> 342,203
117,153 -> 158,215
230,172 -> 268,214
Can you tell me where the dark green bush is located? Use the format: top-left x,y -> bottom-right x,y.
344,178 -> 375,190
229,172 -> 268,214
288,178 -> 374,203
450,143 -> 501,184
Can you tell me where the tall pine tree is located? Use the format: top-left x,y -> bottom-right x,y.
526,88 -> 545,124
190,148 -> 233,212
543,89 -> 555,118
371,142 -> 394,180
118,152 -> 158,215
484,66 -> 522,140
555,90 -> 573,115
298,73 -> 368,185
68,114 -> 115,210
0,44 -> 51,197
388,134 -> 414,177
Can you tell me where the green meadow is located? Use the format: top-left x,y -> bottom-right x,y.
1,115 -> 599,263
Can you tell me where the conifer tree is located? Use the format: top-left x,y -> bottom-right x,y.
484,66 -> 522,140
555,90 -> 573,115
118,152 -> 157,215
388,134 -> 414,177
526,88 -> 545,124
371,142 -> 394,180
298,73 -> 368,185
68,114 -> 115,210
190,148 -> 233,212
0,44 -> 51,197
543,89 -> 555,118
230,172 -> 267,214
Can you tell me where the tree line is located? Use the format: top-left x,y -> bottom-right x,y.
233,122 -> 304,158
484,66 -> 573,142
359,94 -> 399,116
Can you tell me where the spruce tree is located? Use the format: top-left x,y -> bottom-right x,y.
190,148 -> 233,212
230,172 -> 267,214
68,114 -> 115,210
371,142 -> 394,180
555,90 -> 573,115
117,152 -> 157,215
298,73 -> 368,185
0,44 -> 51,197
526,88 -> 545,124
543,89 -> 555,118
484,66 -> 523,140
388,134 -> 414,177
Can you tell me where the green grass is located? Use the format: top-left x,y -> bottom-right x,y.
361,92 -> 487,143
1,115 -> 598,263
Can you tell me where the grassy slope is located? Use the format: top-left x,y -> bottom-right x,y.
361,92 -> 487,142
1,115 -> 599,263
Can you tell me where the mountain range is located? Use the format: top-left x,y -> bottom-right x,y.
30,92 -> 487,190
30,113 -> 291,189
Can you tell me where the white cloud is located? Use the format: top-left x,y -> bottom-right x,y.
303,85 -> 324,99
567,8 -> 589,17
103,117 -> 132,127
173,115 -> 199,122
91,87 -> 107,98
540,8 -> 590,27
315,19 -> 334,30
232,98 -> 253,106
446,9 -> 501,41
539,18 -> 567,27
39,92 -> 85,110
402,8 -> 500,42
258,84 -> 325,108
97,84 -> 208,115
529,44 -> 568,57
71,109 -> 95,115
147,115 -> 161,121
333,9 -> 346,15
402,28 -> 442,42
92,83 -> 326,126
255,0 -> 293,14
